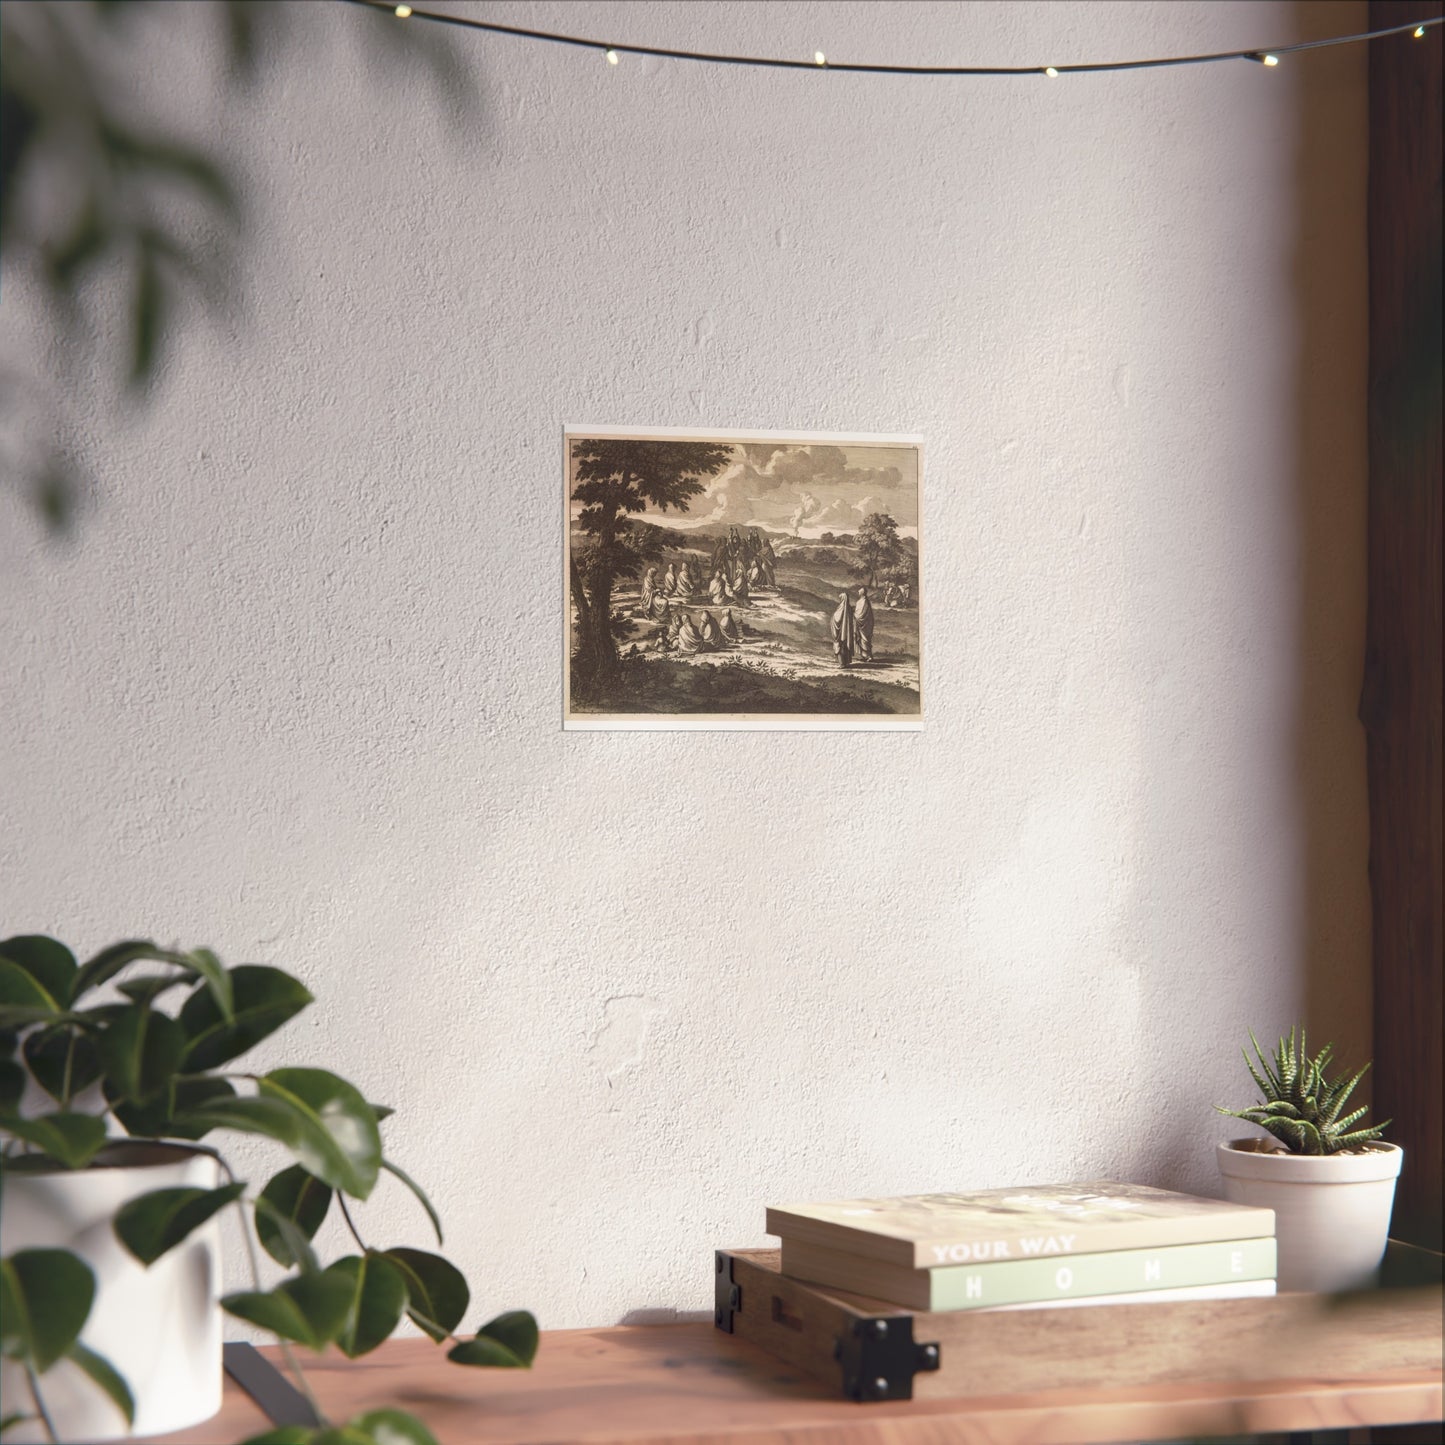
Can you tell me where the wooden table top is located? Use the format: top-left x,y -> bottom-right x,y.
150,1320 -> 1444,1445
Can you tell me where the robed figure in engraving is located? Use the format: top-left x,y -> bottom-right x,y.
831,590 -> 858,668
699,612 -> 725,649
675,613 -> 704,652
854,586 -> 874,662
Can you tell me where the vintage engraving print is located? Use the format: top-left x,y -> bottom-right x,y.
564,427 -> 923,730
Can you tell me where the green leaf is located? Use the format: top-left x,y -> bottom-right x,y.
116,975 -> 191,1008
0,960 -> 60,1027
256,1165 -> 332,1268
1261,1100 -> 1300,1117
67,1341 -> 135,1426
24,1027 -> 102,1103
1,1414 -> 36,1435
258,1070 -> 381,1200
73,1003 -> 130,1032
0,1261 -> 22,1358
1331,1104 -> 1371,1134
0,1060 -> 25,1114
222,1273 -> 353,1351
180,966 -> 312,1071
447,1310 -> 538,1369
71,941 -> 175,1000
0,1112 -> 108,1168
380,1158 -> 442,1246
113,1182 -> 245,1265
0,1248 -> 96,1371
98,1006 -> 187,1103
382,1248 -> 468,1342
115,1075 -> 240,1142
327,1253 -> 407,1358
171,1076 -> 239,1120
351,1409 -> 441,1445
182,948 -> 233,1023
252,1196 -> 321,1276
1333,1121 -> 1392,1151
370,1103 -> 394,1122
0,938 -> 76,1008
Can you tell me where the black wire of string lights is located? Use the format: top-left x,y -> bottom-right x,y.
340,0 -> 1441,76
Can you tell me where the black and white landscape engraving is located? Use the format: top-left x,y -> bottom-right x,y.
565,430 -> 922,726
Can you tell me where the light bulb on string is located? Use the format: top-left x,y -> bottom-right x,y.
339,2 -> 1440,80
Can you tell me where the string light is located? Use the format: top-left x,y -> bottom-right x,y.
341,3 -> 1444,78
605,49 -> 619,65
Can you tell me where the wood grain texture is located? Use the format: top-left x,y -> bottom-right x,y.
1365,0 -> 1444,1260
724,1248 -> 1444,1404
143,1324 -> 1441,1445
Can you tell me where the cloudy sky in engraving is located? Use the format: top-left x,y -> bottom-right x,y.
571,442 -> 920,538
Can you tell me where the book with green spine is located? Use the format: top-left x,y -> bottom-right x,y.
779,1235 -> 1278,1311
766,1180 -> 1274,1269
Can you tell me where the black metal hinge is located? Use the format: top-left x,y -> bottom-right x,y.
833,1313 -> 941,1401
714,1250 -> 742,1332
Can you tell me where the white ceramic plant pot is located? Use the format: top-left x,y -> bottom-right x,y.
0,1141 -> 223,1442
1216,1138 -> 1403,1293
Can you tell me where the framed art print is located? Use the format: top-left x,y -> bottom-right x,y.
564,426 -> 923,730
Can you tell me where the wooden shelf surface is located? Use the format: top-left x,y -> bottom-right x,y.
149,1321 -> 1443,1445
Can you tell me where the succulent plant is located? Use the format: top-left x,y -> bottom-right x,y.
1216,1025 -> 1391,1156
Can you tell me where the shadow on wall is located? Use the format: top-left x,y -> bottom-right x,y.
0,0 -> 474,536
1129,0 -> 1373,1197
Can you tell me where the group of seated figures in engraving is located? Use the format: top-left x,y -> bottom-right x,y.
636,527 -> 780,621
648,605 -> 751,654
627,526 -> 908,669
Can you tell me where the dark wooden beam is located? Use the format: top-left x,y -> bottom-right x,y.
1364,0 -> 1443,1265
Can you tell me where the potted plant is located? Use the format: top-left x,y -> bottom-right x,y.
0,934 -> 537,1444
1215,1025 -> 1402,1293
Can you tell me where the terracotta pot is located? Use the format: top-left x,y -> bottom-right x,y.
1216,1137 -> 1403,1293
0,1141 -> 224,1441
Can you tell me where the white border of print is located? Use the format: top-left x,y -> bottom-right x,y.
562,425 -> 924,732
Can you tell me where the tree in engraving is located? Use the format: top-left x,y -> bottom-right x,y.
851,511 -> 902,589
568,440 -> 731,692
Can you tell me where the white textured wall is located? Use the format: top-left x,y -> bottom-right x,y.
0,1 -> 1369,1330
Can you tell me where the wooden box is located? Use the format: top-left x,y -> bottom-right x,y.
715,1242 -> 1445,1404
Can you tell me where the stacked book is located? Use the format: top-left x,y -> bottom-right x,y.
766,1181 -> 1277,1312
